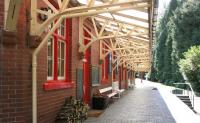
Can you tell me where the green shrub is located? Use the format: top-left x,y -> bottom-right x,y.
178,46 -> 200,93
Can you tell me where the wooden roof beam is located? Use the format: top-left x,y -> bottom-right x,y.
112,12 -> 148,23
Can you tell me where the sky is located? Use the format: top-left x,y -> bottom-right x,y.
158,0 -> 171,18
77,0 -> 172,27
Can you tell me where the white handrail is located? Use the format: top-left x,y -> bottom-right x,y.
173,83 -> 195,109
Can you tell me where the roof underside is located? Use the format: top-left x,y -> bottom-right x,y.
29,0 -> 158,72
77,0 -> 158,71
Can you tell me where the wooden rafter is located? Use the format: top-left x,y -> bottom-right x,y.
31,0 -> 149,35
30,0 -> 157,72
95,15 -> 149,31
112,12 -> 149,23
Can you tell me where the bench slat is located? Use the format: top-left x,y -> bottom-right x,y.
99,87 -> 112,93
118,89 -> 124,93
107,92 -> 117,98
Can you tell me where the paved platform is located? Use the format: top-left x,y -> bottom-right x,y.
143,80 -> 200,123
84,84 -> 176,123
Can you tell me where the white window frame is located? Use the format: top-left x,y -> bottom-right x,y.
58,20 -> 66,37
57,40 -> 66,80
47,37 -> 54,80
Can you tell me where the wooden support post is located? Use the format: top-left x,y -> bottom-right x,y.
88,0 -> 95,7
79,17 -> 84,53
30,0 -> 37,35
91,17 -> 99,36
60,0 -> 70,11
5,0 -> 22,31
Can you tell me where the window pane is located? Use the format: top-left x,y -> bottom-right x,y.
48,40 -> 52,56
47,38 -> 53,78
58,59 -> 61,76
48,60 -> 52,76
57,40 -> 66,79
58,42 -> 61,58
58,20 -> 65,36
62,20 -> 65,36
61,42 -> 65,58
61,60 -> 65,76
61,26 -> 65,36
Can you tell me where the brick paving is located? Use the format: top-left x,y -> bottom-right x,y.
84,86 -> 176,123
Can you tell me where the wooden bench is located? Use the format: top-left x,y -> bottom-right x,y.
92,87 -> 117,109
112,81 -> 125,98
99,87 -> 117,98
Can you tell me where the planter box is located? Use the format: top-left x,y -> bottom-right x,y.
92,96 -> 109,110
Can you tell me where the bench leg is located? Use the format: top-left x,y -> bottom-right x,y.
109,97 -> 115,104
116,92 -> 121,98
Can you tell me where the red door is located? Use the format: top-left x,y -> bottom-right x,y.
83,29 -> 91,104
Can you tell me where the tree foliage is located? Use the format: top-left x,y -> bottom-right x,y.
149,0 -> 179,83
178,46 -> 200,92
149,0 -> 200,90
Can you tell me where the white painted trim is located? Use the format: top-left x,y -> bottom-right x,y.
4,0 -> 10,28
47,37 -> 54,80
57,39 -> 66,80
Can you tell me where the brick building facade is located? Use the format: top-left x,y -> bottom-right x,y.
0,0 -> 130,123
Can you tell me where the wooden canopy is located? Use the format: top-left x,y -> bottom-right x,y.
19,0 -> 157,72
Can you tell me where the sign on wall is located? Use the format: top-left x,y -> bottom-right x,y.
91,66 -> 99,86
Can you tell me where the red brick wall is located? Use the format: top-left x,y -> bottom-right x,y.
37,63 -> 76,123
0,1 -> 118,123
37,19 -> 75,123
90,32 -> 100,67
0,0 -> 32,123
121,68 -> 124,89
120,67 -> 126,89
71,17 -> 83,82
0,1 -> 76,123
0,0 -> 4,29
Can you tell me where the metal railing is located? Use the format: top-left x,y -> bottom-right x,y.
173,83 -> 195,109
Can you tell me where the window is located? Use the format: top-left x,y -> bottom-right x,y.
102,55 -> 109,83
91,66 -> 100,86
47,36 -> 66,81
47,38 -> 54,80
46,19 -> 70,81
58,40 -> 65,80
44,14 -> 72,90
58,20 -> 65,37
